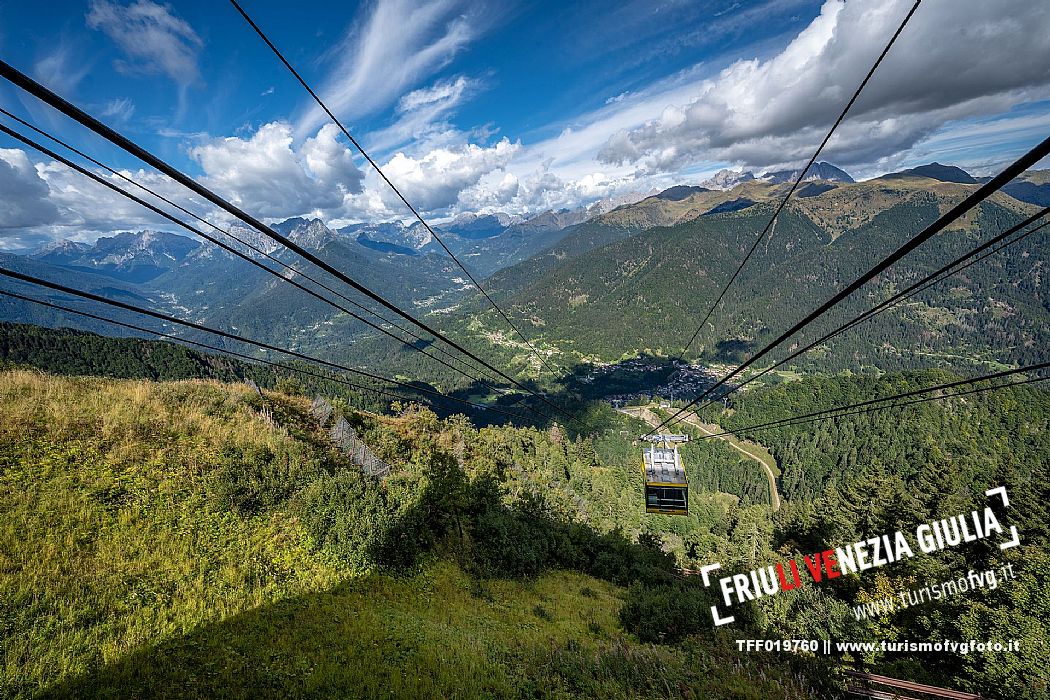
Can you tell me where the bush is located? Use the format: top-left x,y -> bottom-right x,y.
211,444 -> 326,515
619,581 -> 716,643
533,604 -> 553,621
295,470 -> 390,570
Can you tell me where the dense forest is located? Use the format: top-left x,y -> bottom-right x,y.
699,371 -> 1050,697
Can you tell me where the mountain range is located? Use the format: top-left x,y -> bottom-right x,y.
445,164 -> 1050,376
4,161 -> 1049,385
33,230 -> 201,283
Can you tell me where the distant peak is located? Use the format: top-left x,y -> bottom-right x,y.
700,169 -> 756,191
34,239 -> 89,255
654,185 -> 710,201
878,162 -> 977,184
760,162 -> 854,185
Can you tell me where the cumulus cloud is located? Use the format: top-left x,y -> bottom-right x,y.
189,122 -> 364,218
36,161 -> 199,233
599,0 -> 1050,172
379,138 -> 519,212
87,0 -> 203,87
0,150 -> 59,230
0,149 -> 196,250
297,0 -> 485,138
456,162 -> 652,216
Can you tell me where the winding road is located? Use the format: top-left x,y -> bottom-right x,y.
618,405 -> 781,511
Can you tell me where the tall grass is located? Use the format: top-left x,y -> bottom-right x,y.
0,371 -> 346,696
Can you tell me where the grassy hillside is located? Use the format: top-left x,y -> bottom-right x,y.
0,322 -> 543,421
4,365 -> 1045,698
0,370 -> 826,699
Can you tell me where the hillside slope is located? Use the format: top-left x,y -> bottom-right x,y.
2,365 -> 1045,697
0,370 -> 824,699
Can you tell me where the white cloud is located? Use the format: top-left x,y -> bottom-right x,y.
365,76 -> 480,156
100,97 -> 135,122
0,149 -> 59,230
0,147 -> 207,250
378,138 -> 519,212
296,0 -> 483,138
189,122 -> 364,219
455,160 -> 659,217
398,76 -> 471,113
598,0 -> 1050,172
33,46 -> 92,96
36,162 -> 195,233
87,0 -> 203,87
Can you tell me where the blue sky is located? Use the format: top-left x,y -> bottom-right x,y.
1,0 -> 1050,249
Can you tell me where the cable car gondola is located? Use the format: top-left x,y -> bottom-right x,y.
640,434 -> 690,515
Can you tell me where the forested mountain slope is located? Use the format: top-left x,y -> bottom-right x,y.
457,180 -> 1047,373
698,370 -> 1050,698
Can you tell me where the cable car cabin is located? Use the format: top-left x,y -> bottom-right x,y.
640,434 -> 690,515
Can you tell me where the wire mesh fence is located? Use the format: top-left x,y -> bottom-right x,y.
244,377 -> 263,398
315,397 -> 390,478
310,396 -> 333,426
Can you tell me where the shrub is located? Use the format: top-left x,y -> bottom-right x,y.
211,444 -> 326,515
533,604 -> 553,621
619,581 -> 716,643
295,470 -> 390,570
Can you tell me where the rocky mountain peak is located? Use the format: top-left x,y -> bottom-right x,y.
700,169 -> 756,191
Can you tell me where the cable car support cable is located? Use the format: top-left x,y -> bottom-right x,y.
0,103 -> 508,390
0,59 -> 583,428
682,207 -> 1050,419
0,267 -> 534,420
692,362 -> 1050,439
676,0 -> 922,362
647,132 -> 1050,437
0,119 -> 548,422
228,0 -> 566,380
0,288 -> 484,412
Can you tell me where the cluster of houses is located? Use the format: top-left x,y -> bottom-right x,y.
579,358 -> 723,407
